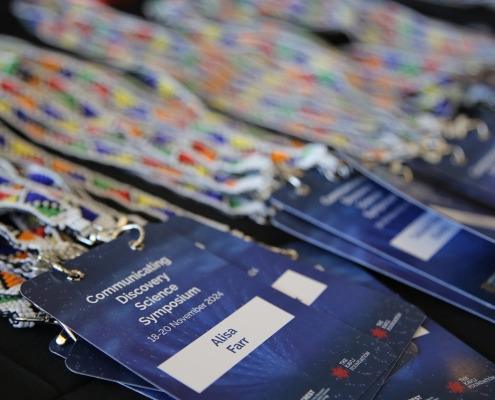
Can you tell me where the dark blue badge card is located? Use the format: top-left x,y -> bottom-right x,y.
165,216 -> 426,400
408,111 -> 495,209
63,217 -> 410,393
340,156 -> 495,242
386,342 -> 418,381
271,210 -> 495,324
164,216 -> 425,357
21,223 -> 397,400
66,339 -> 157,389
270,170 -> 495,308
375,318 -> 495,399
280,240 -> 396,296
49,335 -> 74,359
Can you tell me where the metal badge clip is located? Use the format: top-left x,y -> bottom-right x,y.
37,254 -> 85,281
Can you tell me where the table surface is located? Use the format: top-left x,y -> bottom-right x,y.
1,1 -> 495,399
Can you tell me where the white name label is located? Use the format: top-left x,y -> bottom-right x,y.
157,296 -> 294,393
271,269 -> 327,306
390,213 -> 460,262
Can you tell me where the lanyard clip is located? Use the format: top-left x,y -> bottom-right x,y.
90,223 -> 146,251
77,218 -> 146,250
9,311 -> 57,328
37,253 -> 85,281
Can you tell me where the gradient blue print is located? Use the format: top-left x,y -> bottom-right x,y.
165,216 -> 425,355
21,223 -> 397,400
409,109 -> 495,209
165,216 -> 424,400
271,170 -> 495,308
376,318 -> 495,399
271,210 -> 495,324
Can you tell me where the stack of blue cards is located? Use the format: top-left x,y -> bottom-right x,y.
270,167 -> 495,326
332,109 -> 495,242
19,216 -> 495,399
408,110 -> 495,211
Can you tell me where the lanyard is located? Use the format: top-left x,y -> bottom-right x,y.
13,0 -> 443,164
0,36 -> 340,217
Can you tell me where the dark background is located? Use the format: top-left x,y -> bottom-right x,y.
1,1 -> 495,399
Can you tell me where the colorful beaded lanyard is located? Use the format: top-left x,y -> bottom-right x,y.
0,153 -> 126,327
190,0 -> 495,71
13,0 -> 445,164
194,0 -> 362,33
186,0 -> 495,115
0,116 -> 240,328
0,118 -> 305,329
145,1 -> 491,159
0,33 -> 340,218
144,0 -> 460,117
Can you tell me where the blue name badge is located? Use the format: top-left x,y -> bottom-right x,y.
64,216 -> 412,393
165,216 -> 425,354
281,240 -> 396,296
164,216 -> 426,400
271,210 -> 495,324
65,339 -> 157,389
386,342 -> 418,381
341,155 -> 495,242
376,318 -> 495,399
21,223 -> 397,399
408,111 -> 495,209
270,170 -> 495,309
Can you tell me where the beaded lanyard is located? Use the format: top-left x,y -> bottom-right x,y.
142,2 -> 440,156
355,1 -> 495,70
189,0 -> 495,69
144,1 -> 456,115
0,119 -> 221,328
311,1 -> 495,116
0,177 -> 124,328
146,1 -> 485,159
184,0 -> 494,117
0,123 -> 192,222
0,120 -> 304,328
194,0 -> 361,32
14,0 -> 447,165
0,34 -> 339,217
0,152 -> 133,327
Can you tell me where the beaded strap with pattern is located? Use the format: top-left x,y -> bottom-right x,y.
13,0 -> 441,163
0,35 -> 342,216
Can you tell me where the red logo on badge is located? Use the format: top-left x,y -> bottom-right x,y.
331,366 -> 350,380
370,327 -> 388,340
446,381 -> 465,394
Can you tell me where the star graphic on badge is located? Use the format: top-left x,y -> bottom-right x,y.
331,366 -> 350,380
446,381 -> 465,394
370,327 -> 388,340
